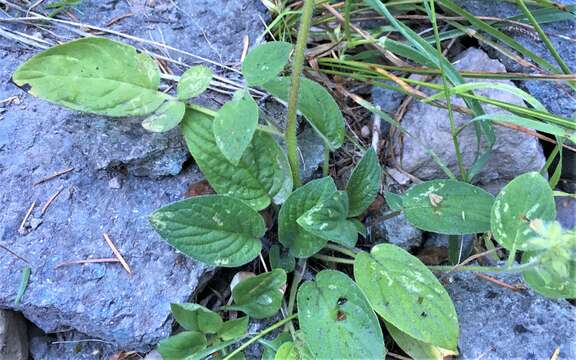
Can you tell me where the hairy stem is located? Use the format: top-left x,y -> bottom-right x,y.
323,243 -> 359,258
428,259 -> 540,274
313,254 -> 356,265
286,0 -> 315,188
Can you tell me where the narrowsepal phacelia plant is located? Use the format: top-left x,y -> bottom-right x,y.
13,32 -> 574,360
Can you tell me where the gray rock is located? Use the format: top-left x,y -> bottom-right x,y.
424,233 -> 475,261
454,0 -> 576,119
29,327 -> 116,360
556,197 -> 576,230
446,272 -> 576,359
392,48 -> 546,189
0,310 -> 28,360
298,126 -> 325,181
0,0 -> 268,351
368,212 -> 423,251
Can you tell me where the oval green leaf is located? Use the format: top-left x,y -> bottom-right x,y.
403,179 -> 494,235
346,148 -> 382,217
177,65 -> 213,100
354,244 -> 459,350
297,270 -> 386,359
217,316 -> 249,341
386,321 -> 457,360
149,194 -> 265,267
269,244 -> 296,273
491,172 -> 556,251
157,331 -> 207,360
522,251 -> 576,299
274,342 -> 299,360
242,41 -> 292,86
13,37 -> 167,116
170,303 -> 223,334
278,177 -> 337,257
214,90 -> 259,165
181,109 -> 292,210
141,100 -> 186,133
262,332 -> 292,360
262,76 -> 344,150
231,269 -> 287,319
384,191 -> 404,212
297,191 -> 358,247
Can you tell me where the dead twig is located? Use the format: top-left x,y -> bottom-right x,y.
56,257 -> 119,268
33,167 -> 74,186
18,200 -> 36,235
40,186 -> 64,216
103,233 -> 132,275
0,243 -> 29,263
475,273 -> 525,291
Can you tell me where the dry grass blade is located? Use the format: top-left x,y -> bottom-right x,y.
56,258 -> 120,268
33,167 -> 74,186
102,233 -> 132,275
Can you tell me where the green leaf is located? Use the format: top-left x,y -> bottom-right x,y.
217,316 -> 249,341
269,244 -> 296,273
491,172 -> 556,252
297,270 -> 386,359
170,303 -> 223,334
141,100 -> 186,133
231,269 -> 287,319
214,90 -> 259,165
522,251 -> 576,299
261,332 -> 292,360
354,244 -> 459,350
384,191 -> 403,212
242,41 -> 292,86
181,109 -> 292,210
177,65 -> 213,100
13,37 -> 167,116
278,177 -> 337,257
262,77 -> 344,150
346,148 -> 382,217
297,191 -> 358,247
149,194 -> 265,267
403,179 -> 494,235
157,331 -> 207,360
386,322 -> 457,360
274,342 -> 299,360
350,218 -> 367,237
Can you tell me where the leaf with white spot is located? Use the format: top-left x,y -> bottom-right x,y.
346,148 -> 382,217
297,270 -> 386,359
491,172 -> 556,252
242,41 -> 292,86
182,109 -> 292,210
177,65 -> 213,100
231,269 -> 287,319
13,37 -> 168,116
354,244 -> 459,350
141,100 -> 186,133
149,195 -> 265,267
403,179 -> 494,235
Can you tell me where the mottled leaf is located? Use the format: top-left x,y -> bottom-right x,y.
522,251 -> 576,299
354,244 -> 459,350
214,90 -> 259,165
297,270 -> 386,359
181,109 -> 292,210
346,148 -> 382,217
13,37 -> 167,116
149,195 -> 264,267
242,41 -> 292,86
157,331 -> 207,360
170,303 -> 222,334
403,179 -> 494,234
141,100 -> 185,133
231,269 -> 286,319
263,77 -> 344,150
278,177 -> 337,257
177,65 -> 213,100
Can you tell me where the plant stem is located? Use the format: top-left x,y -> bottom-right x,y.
313,254 -> 356,265
428,260 -> 539,274
322,142 -> 330,177
222,314 -> 298,360
285,0 -> 315,188
323,243 -> 359,258
286,258 -> 306,331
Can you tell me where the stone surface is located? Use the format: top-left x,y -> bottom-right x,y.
556,197 -> 576,230
29,327 -> 117,360
446,272 -> 576,360
368,212 -> 423,251
392,48 -> 546,189
0,310 -> 28,360
0,0 -> 269,352
423,233 -> 475,261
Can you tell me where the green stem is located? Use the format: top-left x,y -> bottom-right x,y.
286,258 -> 306,331
313,254 -> 356,265
322,142 -> 330,177
344,0 -> 352,43
188,104 -> 283,136
285,0 -> 315,188
323,243 -> 359,258
428,260 -> 539,273
222,314 -> 298,360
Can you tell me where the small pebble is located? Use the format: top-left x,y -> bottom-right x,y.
108,177 -> 121,189
360,125 -> 371,138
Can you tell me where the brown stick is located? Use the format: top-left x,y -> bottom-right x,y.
102,233 -> 132,275
56,258 -> 119,268
40,187 -> 63,216
18,200 -> 36,234
33,167 -> 74,186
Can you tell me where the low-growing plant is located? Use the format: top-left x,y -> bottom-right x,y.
12,4 -> 575,359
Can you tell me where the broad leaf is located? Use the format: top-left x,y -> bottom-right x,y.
181,109 -> 292,210
13,37 -> 167,116
157,331 -> 207,360
217,316 -> 249,341
354,244 -> 459,350
269,244 -> 296,273
297,191 -> 358,247
386,322 -> 457,360
177,65 -> 213,100
384,191 -> 403,212
346,148 -> 382,217
141,100 -> 186,133
403,179 -> 494,234
262,332 -> 292,360
263,77 -> 344,150
350,218 -> 367,237
149,195 -> 265,267
242,41 -> 292,86
278,177 -> 337,257
274,342 -> 299,360
170,303 -> 222,334
491,172 -> 556,252
522,251 -> 576,299
297,270 -> 386,359
231,269 -> 286,319
214,90 -> 259,165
